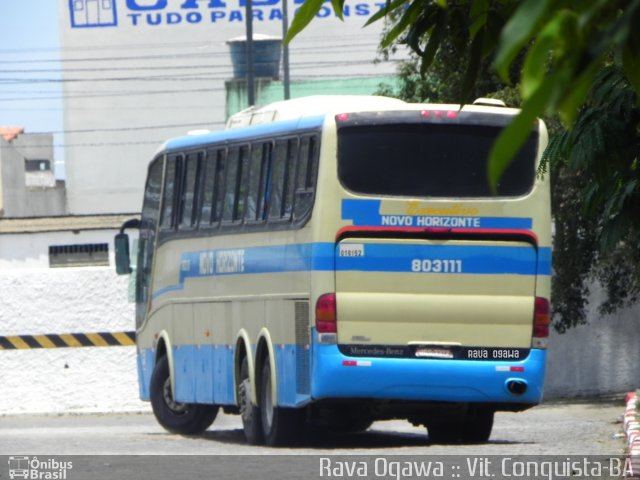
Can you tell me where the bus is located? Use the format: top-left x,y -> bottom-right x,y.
115,95 -> 551,446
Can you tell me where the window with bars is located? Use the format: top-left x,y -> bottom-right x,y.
49,243 -> 109,268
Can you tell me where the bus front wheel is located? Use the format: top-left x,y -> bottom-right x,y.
259,359 -> 305,446
150,355 -> 218,435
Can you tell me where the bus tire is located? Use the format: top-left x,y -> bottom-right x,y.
427,408 -> 494,444
462,408 -> 494,443
150,355 -> 218,435
238,356 -> 263,444
260,359 -> 305,446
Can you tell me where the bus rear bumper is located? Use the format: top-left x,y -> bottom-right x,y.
311,344 -> 546,406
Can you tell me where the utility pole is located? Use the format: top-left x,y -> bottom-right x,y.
245,0 -> 255,106
281,0 -> 290,100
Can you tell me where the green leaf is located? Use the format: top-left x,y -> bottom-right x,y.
379,1 -> 425,49
331,0 -> 344,20
487,73 -> 561,192
494,0 -> 552,82
558,63 -> 599,126
460,29 -> 484,103
469,0 -> 488,40
434,0 -> 447,7
285,0 -> 326,44
521,11 -> 577,99
622,46 -> 640,99
364,0 -> 407,27
418,14 -> 446,74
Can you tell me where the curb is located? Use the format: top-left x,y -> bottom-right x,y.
624,392 -> 640,479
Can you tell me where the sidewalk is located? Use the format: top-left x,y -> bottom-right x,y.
624,392 -> 640,479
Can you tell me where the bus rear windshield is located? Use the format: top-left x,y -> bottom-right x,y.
337,123 -> 538,197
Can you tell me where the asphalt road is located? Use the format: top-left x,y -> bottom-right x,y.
0,400 -> 629,480
1,399 -> 626,455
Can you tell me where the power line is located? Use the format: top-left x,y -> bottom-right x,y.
0,33 -> 384,56
0,140 -> 166,148
0,87 -> 226,102
0,46 -> 388,74
0,105 -> 221,111
31,121 -> 226,135
0,60 -> 402,87
0,65 -> 232,74
0,39 -> 389,64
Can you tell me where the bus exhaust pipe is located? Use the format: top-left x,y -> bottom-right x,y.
506,380 -> 528,396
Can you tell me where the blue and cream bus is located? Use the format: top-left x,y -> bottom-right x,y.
115,95 -> 551,446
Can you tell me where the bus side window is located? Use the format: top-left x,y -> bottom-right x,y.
136,156 -> 163,326
201,149 -> 225,227
236,146 -> 250,222
269,138 -> 297,221
246,142 -> 271,222
179,152 -> 202,229
222,148 -> 239,223
294,135 -> 318,221
213,150 -> 226,224
223,147 -> 250,224
268,140 -> 286,220
160,155 -> 181,230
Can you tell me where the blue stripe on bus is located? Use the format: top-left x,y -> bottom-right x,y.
151,242 -> 551,299
138,342 -> 546,407
162,115 -> 326,152
312,342 -> 546,405
172,344 -> 236,405
342,198 -> 534,230
138,344 -> 310,407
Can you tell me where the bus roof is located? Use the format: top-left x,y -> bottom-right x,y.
225,95 -> 408,128
156,95 -> 521,155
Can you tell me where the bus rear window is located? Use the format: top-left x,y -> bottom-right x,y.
337,123 -> 538,197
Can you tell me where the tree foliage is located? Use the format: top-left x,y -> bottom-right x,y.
287,0 -> 640,330
544,66 -> 640,330
287,0 -> 640,189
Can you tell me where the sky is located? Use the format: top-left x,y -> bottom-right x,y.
0,0 -> 65,177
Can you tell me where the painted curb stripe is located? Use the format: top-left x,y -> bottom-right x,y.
113,331 -> 136,344
33,335 -> 56,349
0,331 -> 136,350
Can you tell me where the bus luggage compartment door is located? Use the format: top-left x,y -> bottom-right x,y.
334,237 -> 539,350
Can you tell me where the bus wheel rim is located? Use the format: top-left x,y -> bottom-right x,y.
163,377 -> 188,414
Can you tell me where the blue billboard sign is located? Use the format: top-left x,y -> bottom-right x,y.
68,0 -> 382,28
69,0 -> 118,28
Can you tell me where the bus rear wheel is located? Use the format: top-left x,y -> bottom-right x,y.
238,356 -> 263,444
150,355 -> 218,435
260,359 -> 305,446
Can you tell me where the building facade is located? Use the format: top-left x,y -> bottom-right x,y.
0,129 -> 66,218
58,0 -> 406,215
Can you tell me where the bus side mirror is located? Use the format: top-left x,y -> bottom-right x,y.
115,233 -> 132,275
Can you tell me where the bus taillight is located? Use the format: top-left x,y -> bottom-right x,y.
532,297 -> 550,348
315,293 -> 337,335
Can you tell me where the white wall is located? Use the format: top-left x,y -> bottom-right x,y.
0,229 -> 120,269
0,266 -> 146,415
544,288 -> 640,399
